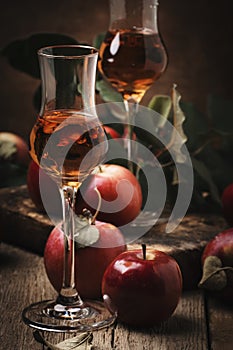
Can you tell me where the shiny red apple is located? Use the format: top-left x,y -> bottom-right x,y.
44,220 -> 127,299
199,229 -> 233,304
27,160 -> 61,214
102,246 -> 183,327
221,183 -> 233,225
75,164 -> 142,227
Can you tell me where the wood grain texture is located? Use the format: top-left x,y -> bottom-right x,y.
207,297 -> 233,350
0,185 -> 227,291
0,244 -> 207,350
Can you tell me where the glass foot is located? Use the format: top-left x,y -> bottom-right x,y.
22,299 -> 116,332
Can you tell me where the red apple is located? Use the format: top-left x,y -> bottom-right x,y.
27,160 -> 61,214
0,131 -> 30,166
102,246 -> 183,327
44,220 -> 127,299
75,164 -> 142,227
104,126 -> 121,139
199,229 -> 233,304
221,183 -> 233,225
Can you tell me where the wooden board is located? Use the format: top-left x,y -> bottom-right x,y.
0,185 -> 227,290
1,244 -> 232,349
0,244 -> 209,350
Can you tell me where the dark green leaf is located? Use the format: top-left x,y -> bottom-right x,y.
96,80 -> 124,103
207,94 -> 233,133
191,157 -> 221,206
1,33 -> 78,78
93,32 -> 106,50
196,145 -> 233,193
181,101 -> 209,152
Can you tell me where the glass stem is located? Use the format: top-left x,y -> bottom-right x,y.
57,185 -> 83,306
124,99 -> 139,174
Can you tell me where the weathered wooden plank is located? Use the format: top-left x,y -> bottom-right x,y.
0,185 -> 53,255
0,243 -> 208,350
0,185 -> 227,290
112,290 -> 208,350
0,244 -> 55,350
207,296 -> 233,350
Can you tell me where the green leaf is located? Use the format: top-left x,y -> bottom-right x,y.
96,80 -> 124,103
196,144 -> 233,193
1,33 -> 78,78
181,101 -> 209,152
73,216 -> 99,247
33,331 -> 92,349
92,32 -> 106,49
191,157 -> 221,206
207,94 -> 233,133
148,94 -> 172,127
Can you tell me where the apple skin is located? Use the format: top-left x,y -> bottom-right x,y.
27,160 -> 61,214
102,249 -> 183,327
104,126 -> 121,139
201,229 -> 233,304
75,164 -> 142,227
44,221 -> 127,300
221,183 -> 233,225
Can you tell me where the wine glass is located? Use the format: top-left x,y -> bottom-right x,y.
98,0 -> 168,172
22,45 -> 116,332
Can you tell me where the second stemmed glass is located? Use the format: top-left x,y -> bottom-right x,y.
22,45 -> 115,332
98,0 -> 168,171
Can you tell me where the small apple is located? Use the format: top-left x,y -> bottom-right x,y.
102,245 -> 183,327
199,229 -> 233,304
44,220 -> 127,299
75,164 -> 142,227
221,183 -> 233,225
27,160 -> 61,214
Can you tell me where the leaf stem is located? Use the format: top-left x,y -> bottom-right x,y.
91,187 -> 102,224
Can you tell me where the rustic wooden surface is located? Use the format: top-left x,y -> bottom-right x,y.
0,185 -> 227,290
0,243 -> 233,350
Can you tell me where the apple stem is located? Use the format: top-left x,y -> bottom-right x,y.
91,187 -> 102,224
142,243 -> 146,260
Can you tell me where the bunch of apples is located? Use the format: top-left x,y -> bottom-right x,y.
26,127 -> 183,327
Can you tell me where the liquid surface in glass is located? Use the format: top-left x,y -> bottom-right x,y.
30,110 -> 107,186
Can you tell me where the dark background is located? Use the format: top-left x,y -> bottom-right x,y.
0,0 -> 232,141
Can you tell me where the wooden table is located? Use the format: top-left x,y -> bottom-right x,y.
0,243 -> 232,350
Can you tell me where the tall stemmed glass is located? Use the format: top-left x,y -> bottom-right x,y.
22,45 -> 115,332
98,0 -> 167,171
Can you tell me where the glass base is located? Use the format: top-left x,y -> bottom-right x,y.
22,299 -> 116,332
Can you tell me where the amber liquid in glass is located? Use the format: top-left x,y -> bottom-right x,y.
30,110 -> 106,186
99,28 -> 167,100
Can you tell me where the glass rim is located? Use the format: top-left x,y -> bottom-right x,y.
37,44 -> 99,59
